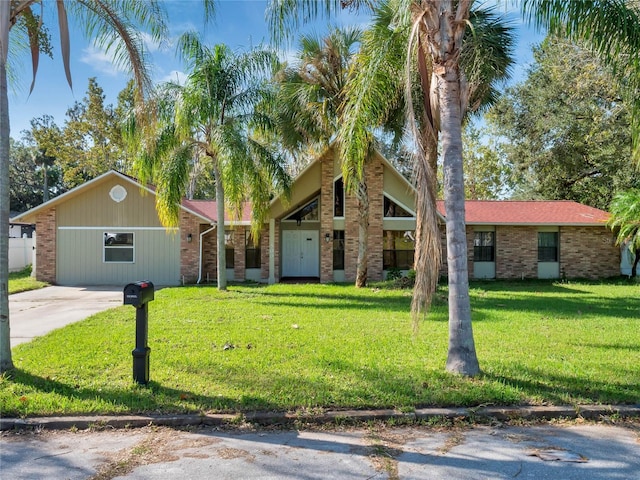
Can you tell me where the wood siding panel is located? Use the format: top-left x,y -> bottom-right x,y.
57,229 -> 180,285
57,178 -> 163,228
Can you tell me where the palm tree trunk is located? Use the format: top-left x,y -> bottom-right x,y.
355,179 -> 368,287
213,161 -> 227,291
438,65 -> 479,377
0,3 -> 14,372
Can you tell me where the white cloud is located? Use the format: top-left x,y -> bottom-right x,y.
160,70 -> 188,85
80,45 -> 128,76
140,31 -> 164,53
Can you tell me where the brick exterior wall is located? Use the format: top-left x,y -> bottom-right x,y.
320,156 -> 334,283
233,227 -> 246,281
435,224 -> 620,280
559,226 -> 619,279
365,158 -> 384,282
339,156 -> 385,283
260,226 -> 270,281
495,226 -> 538,279
179,211 -> 201,284
201,227 -> 217,283
35,208 -> 57,283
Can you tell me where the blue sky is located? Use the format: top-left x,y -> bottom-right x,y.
7,0 -> 544,138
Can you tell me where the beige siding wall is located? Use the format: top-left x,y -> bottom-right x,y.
57,178 -> 163,227
57,228 -> 180,285
383,165 -> 415,215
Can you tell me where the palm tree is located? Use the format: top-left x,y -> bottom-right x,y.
276,26 -> 375,287
270,0 -> 514,375
608,190 -> 640,277
130,35 -> 291,291
269,0 -> 640,376
0,0 -> 167,373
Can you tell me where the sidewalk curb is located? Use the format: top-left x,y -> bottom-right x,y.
2,404 -> 639,432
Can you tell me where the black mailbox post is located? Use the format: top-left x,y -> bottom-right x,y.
123,281 -> 154,385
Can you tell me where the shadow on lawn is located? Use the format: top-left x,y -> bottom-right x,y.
469,291 -> 639,322
253,290 -> 421,313
483,367 -> 640,405
6,369 -> 280,417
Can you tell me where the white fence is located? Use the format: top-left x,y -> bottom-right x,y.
9,236 -> 35,272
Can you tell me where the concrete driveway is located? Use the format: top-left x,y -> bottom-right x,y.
8,286 -> 123,347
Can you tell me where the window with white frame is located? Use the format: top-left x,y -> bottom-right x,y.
104,232 -> 134,263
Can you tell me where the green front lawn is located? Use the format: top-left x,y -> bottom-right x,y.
8,266 -> 48,294
1,280 -> 639,417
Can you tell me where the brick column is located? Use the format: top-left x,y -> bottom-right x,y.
201,226 -> 217,284
496,226 -> 538,279
466,226 -> 475,279
320,155 -> 334,283
365,157 -> 384,282
35,208 -> 56,283
179,211 -> 201,284
260,226 -> 269,281
233,227 -> 245,281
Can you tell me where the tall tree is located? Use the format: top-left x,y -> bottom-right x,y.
269,0 -> 640,376
130,36 -> 290,291
487,36 -> 640,209
58,78 -> 129,188
454,123 -> 512,200
276,26 -> 376,287
0,0 -> 167,373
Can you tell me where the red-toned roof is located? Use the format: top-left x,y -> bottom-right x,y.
436,200 -> 609,225
181,199 -> 252,223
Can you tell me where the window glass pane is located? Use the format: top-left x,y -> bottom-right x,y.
383,230 -> 415,269
333,230 -> 344,270
105,248 -> 134,262
225,231 -> 234,247
538,232 -> 558,262
225,230 -> 235,267
104,232 -> 134,263
245,231 -> 261,269
474,231 -> 495,262
334,178 -> 344,217
104,232 -> 133,246
285,198 -> 319,222
384,197 -> 413,217
245,231 -> 260,248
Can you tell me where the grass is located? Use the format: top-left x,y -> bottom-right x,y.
8,266 -> 48,294
1,280 -> 639,418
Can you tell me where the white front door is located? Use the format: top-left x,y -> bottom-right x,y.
282,230 -> 319,277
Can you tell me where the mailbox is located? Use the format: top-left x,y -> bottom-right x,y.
124,281 -> 154,308
123,280 -> 155,385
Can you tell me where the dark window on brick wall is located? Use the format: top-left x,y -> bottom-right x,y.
334,178 -> 344,217
333,230 -> 345,270
474,231 -> 495,262
538,232 -> 559,262
225,231 -> 235,267
245,231 -> 261,269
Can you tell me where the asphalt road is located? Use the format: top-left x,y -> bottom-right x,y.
2,423 -> 639,479
8,286 -> 123,347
